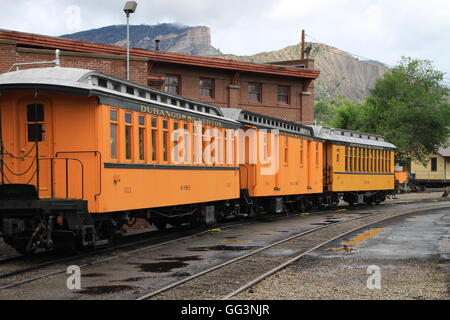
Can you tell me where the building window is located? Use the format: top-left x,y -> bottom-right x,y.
278,85 -> 290,104
431,158 -> 437,172
164,75 -> 180,95
110,110 -> 118,159
248,83 -> 262,102
125,113 -> 132,160
200,78 -> 214,98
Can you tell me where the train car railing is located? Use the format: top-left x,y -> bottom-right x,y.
39,157 -> 85,200
56,151 -> 102,200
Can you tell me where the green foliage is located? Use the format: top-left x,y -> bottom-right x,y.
326,57 -> 450,166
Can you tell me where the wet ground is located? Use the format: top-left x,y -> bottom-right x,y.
0,192 -> 449,300
236,207 -> 450,300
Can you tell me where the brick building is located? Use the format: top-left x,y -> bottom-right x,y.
0,29 -> 319,123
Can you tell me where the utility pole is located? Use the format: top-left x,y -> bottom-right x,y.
301,29 -> 305,60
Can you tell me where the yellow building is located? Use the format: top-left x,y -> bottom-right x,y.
411,146 -> 450,186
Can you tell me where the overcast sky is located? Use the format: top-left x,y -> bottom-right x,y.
1,0 -> 449,84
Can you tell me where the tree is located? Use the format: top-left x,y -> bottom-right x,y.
333,57 -> 450,166
314,100 -> 337,126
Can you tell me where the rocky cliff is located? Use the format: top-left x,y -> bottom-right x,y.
61,23 -> 221,56
217,43 -> 389,101
62,24 -> 388,101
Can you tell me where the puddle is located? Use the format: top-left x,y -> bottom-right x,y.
189,245 -> 258,252
156,256 -> 202,262
82,273 -> 106,278
133,261 -> 189,273
328,247 -> 357,253
131,256 -> 202,273
172,271 -> 191,278
327,228 -> 385,254
78,285 -> 135,296
112,277 -> 148,282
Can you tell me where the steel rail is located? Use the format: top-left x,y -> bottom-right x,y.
221,206 -> 442,299
137,202 -> 450,300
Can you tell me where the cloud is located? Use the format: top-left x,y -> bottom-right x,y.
0,0 -> 448,75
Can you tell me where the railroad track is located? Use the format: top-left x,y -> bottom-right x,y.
137,202 -> 450,300
0,201 -> 356,290
0,220 -> 251,290
0,197 -> 447,295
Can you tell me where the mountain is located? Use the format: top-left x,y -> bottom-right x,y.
61,24 -> 388,101
61,23 -> 221,56
216,43 -> 389,101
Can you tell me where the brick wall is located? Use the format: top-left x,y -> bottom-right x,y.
150,63 -> 315,123
0,40 -> 315,123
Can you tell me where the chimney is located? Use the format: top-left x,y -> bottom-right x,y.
155,39 -> 160,51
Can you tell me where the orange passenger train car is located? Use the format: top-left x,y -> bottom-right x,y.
311,126 -> 396,205
0,67 -> 242,253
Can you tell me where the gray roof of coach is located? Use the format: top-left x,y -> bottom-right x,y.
0,67 -> 225,118
221,108 -> 314,137
309,125 -> 396,149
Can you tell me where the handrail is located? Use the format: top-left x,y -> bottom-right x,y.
55,151 -> 102,199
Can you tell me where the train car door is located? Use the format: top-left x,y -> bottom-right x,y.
17,98 -> 54,198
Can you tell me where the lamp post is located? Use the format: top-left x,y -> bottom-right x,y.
124,1 -> 137,80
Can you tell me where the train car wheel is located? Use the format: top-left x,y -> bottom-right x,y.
154,221 -> 168,231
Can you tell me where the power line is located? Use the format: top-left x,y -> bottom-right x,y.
305,33 -> 395,68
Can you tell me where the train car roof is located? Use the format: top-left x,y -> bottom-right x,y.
0,67 -> 234,123
221,108 -> 315,138
309,125 -> 397,150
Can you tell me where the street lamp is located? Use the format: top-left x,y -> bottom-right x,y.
124,1 -> 137,80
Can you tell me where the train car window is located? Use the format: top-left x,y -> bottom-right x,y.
162,120 -> 169,162
138,115 -> 145,161
27,124 -> 43,142
299,141 -> 304,166
315,143 -> 319,166
151,118 -> 157,162
138,89 -> 146,98
110,110 -> 118,159
184,124 -> 190,164
336,148 -> 340,163
98,78 -> 107,88
345,147 -> 348,171
126,86 -> 134,95
349,148 -> 353,172
139,115 -> 145,126
27,104 -> 45,142
284,136 -> 288,165
125,113 -> 132,124
27,104 -> 44,122
125,113 -> 133,160
113,82 -> 122,92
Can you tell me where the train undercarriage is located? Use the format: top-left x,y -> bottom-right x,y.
0,184 -> 393,255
